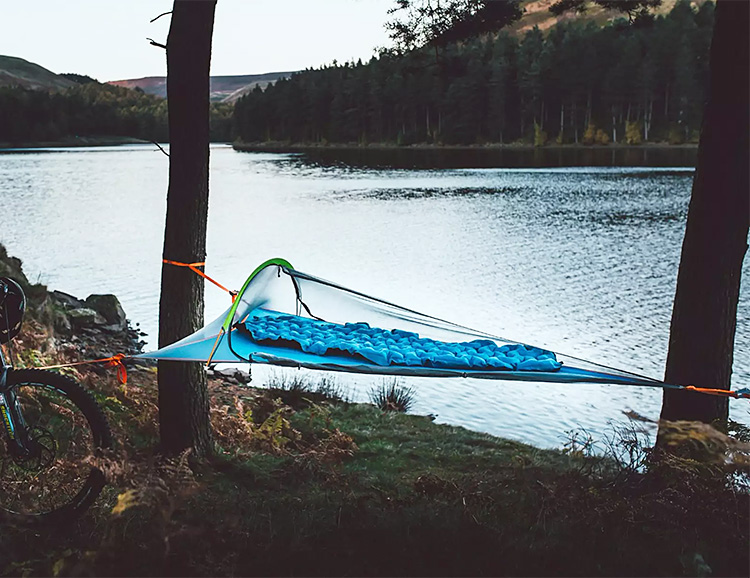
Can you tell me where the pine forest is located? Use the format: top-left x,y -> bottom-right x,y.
234,0 -> 714,146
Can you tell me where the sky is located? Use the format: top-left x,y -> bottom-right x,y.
0,0 -> 392,81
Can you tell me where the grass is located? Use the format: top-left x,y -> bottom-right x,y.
1,323 -> 749,576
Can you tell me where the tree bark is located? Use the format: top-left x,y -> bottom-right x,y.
659,0 -> 749,425
158,0 -> 217,456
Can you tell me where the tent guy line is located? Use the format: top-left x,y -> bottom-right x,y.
25,258 -> 748,400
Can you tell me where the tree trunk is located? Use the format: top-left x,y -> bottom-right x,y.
659,0 -> 749,425
158,0 -> 217,456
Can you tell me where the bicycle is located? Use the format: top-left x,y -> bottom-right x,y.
0,276 -> 112,523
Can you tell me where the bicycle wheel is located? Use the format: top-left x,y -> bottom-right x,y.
0,369 -> 112,522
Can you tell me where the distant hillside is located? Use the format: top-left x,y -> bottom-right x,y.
509,0 -> 711,34
109,72 -> 295,103
0,55 -> 76,91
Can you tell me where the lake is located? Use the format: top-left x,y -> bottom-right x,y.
1,144 -> 747,448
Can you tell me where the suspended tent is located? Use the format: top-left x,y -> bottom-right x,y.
137,258 -> 749,400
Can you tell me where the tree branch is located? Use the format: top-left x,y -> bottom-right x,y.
151,141 -> 170,157
147,37 -> 167,50
150,11 -> 172,23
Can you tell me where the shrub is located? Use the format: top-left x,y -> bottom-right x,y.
625,121 -> 643,145
265,371 -> 348,408
594,128 -> 610,145
369,378 -> 416,413
668,124 -> 684,144
583,123 -> 596,145
533,121 -> 548,147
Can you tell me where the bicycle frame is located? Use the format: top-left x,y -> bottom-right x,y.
0,311 -> 32,458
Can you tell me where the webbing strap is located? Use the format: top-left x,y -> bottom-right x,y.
24,354 -> 750,400
684,385 -> 750,399
163,259 -> 237,302
35,353 -> 129,384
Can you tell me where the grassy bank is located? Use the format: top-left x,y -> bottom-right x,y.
2,347 -> 748,576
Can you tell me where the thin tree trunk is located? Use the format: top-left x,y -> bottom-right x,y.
158,0 -> 217,457
611,110 -> 616,144
659,0 -> 749,426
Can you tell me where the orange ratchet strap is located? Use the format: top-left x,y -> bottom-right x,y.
36,353 -> 129,384
163,259 -> 237,302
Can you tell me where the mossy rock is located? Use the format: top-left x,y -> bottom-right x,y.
85,294 -> 127,329
68,307 -> 106,328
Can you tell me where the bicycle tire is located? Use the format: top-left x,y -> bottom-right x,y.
0,369 -> 112,523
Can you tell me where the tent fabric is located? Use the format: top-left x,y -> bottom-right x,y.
137,258 -> 668,389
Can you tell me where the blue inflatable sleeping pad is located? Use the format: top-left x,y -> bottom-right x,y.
239,312 -> 562,372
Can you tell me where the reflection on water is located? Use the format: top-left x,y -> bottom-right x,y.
0,144 -> 747,448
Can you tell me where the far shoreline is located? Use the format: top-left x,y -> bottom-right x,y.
233,140 -> 699,168
0,138 -> 236,151
0,135 -> 151,150
0,137 -> 699,153
233,140 -> 700,153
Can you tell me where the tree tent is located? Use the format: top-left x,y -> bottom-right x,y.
137,259 -> 749,399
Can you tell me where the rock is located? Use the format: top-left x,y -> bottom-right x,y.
0,246 -> 30,288
53,310 -> 72,335
50,290 -> 86,310
68,307 -> 107,329
85,294 -> 127,330
212,367 -> 252,384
